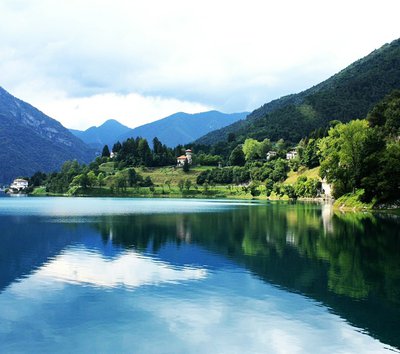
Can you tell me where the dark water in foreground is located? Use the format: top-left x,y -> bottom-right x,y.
0,196 -> 399,353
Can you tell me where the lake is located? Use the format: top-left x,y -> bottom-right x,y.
0,196 -> 399,353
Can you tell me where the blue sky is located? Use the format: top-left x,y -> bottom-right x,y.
0,0 -> 399,129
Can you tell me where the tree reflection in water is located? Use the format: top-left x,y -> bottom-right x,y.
91,203 -> 400,348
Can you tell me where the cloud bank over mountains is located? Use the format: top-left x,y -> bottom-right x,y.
0,0 -> 399,129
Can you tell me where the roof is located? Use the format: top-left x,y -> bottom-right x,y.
177,155 -> 187,159
185,149 -> 192,152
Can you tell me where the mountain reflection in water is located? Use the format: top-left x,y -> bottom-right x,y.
0,198 -> 399,353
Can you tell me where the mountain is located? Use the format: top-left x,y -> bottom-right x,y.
195,38 -> 400,145
70,119 -> 131,150
116,111 -> 248,148
0,87 -> 95,183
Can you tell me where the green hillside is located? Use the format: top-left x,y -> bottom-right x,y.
196,38 -> 400,145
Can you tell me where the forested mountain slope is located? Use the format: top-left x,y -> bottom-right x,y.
0,87 -> 94,183
196,38 -> 400,145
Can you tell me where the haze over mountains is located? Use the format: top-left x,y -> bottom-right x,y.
70,111 -> 248,149
0,87 -> 94,183
195,38 -> 400,145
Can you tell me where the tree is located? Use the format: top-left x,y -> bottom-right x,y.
183,158 -> 190,172
243,138 -> 261,161
185,179 -> 192,191
164,179 -> 172,191
259,138 -> 272,158
102,145 -> 111,158
127,168 -> 138,187
87,171 -> 97,187
229,145 -> 246,166
319,120 -> 369,196
97,172 -> 105,187
71,173 -> 90,189
142,176 -> 153,187
112,141 -> 122,154
178,179 -> 185,192
137,138 -> 152,166
301,138 -> 320,168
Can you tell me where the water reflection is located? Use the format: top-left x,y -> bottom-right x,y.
0,199 -> 399,352
38,247 -> 206,289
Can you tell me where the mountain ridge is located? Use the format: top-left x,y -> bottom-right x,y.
70,119 -> 131,150
71,110 -> 248,149
0,86 -> 94,183
195,38 -> 400,145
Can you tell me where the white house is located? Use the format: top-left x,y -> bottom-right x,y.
286,150 -> 298,160
10,178 -> 29,191
177,149 -> 193,166
266,151 -> 277,161
321,177 -> 332,198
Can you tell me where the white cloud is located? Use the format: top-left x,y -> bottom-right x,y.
1,251 -> 397,353
37,247 -> 207,288
33,92 -> 213,130
0,0 -> 399,129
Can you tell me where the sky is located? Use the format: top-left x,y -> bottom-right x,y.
0,0 -> 399,130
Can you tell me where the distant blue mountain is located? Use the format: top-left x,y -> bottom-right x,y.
70,119 -> 132,151
120,111 -> 248,147
71,111 -> 248,149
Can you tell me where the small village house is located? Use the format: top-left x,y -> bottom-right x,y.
177,149 -> 193,166
10,178 -> 29,191
266,151 -> 277,161
286,150 -> 298,160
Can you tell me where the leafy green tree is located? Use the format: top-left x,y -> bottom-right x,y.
185,179 -> 192,191
127,168 -> 138,187
229,145 -> 246,166
243,139 -> 261,161
249,181 -> 261,197
178,179 -> 185,192
265,178 -> 274,197
71,173 -> 90,189
319,120 -> 369,196
164,179 -> 172,191
259,138 -> 273,158
97,172 -> 105,187
301,138 -> 320,168
87,171 -> 97,187
142,176 -> 153,187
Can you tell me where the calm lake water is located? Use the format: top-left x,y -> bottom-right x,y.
0,195 -> 399,353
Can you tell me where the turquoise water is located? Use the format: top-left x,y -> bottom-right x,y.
0,196 -> 399,353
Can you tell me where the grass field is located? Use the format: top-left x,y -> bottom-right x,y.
137,166 -> 210,186
284,166 -> 320,184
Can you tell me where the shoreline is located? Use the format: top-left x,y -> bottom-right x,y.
25,188 -> 399,212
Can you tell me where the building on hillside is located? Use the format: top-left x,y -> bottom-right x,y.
177,149 -> 193,166
286,150 -> 298,160
110,151 -> 115,159
266,151 -> 277,161
321,177 -> 332,198
10,178 -> 29,191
